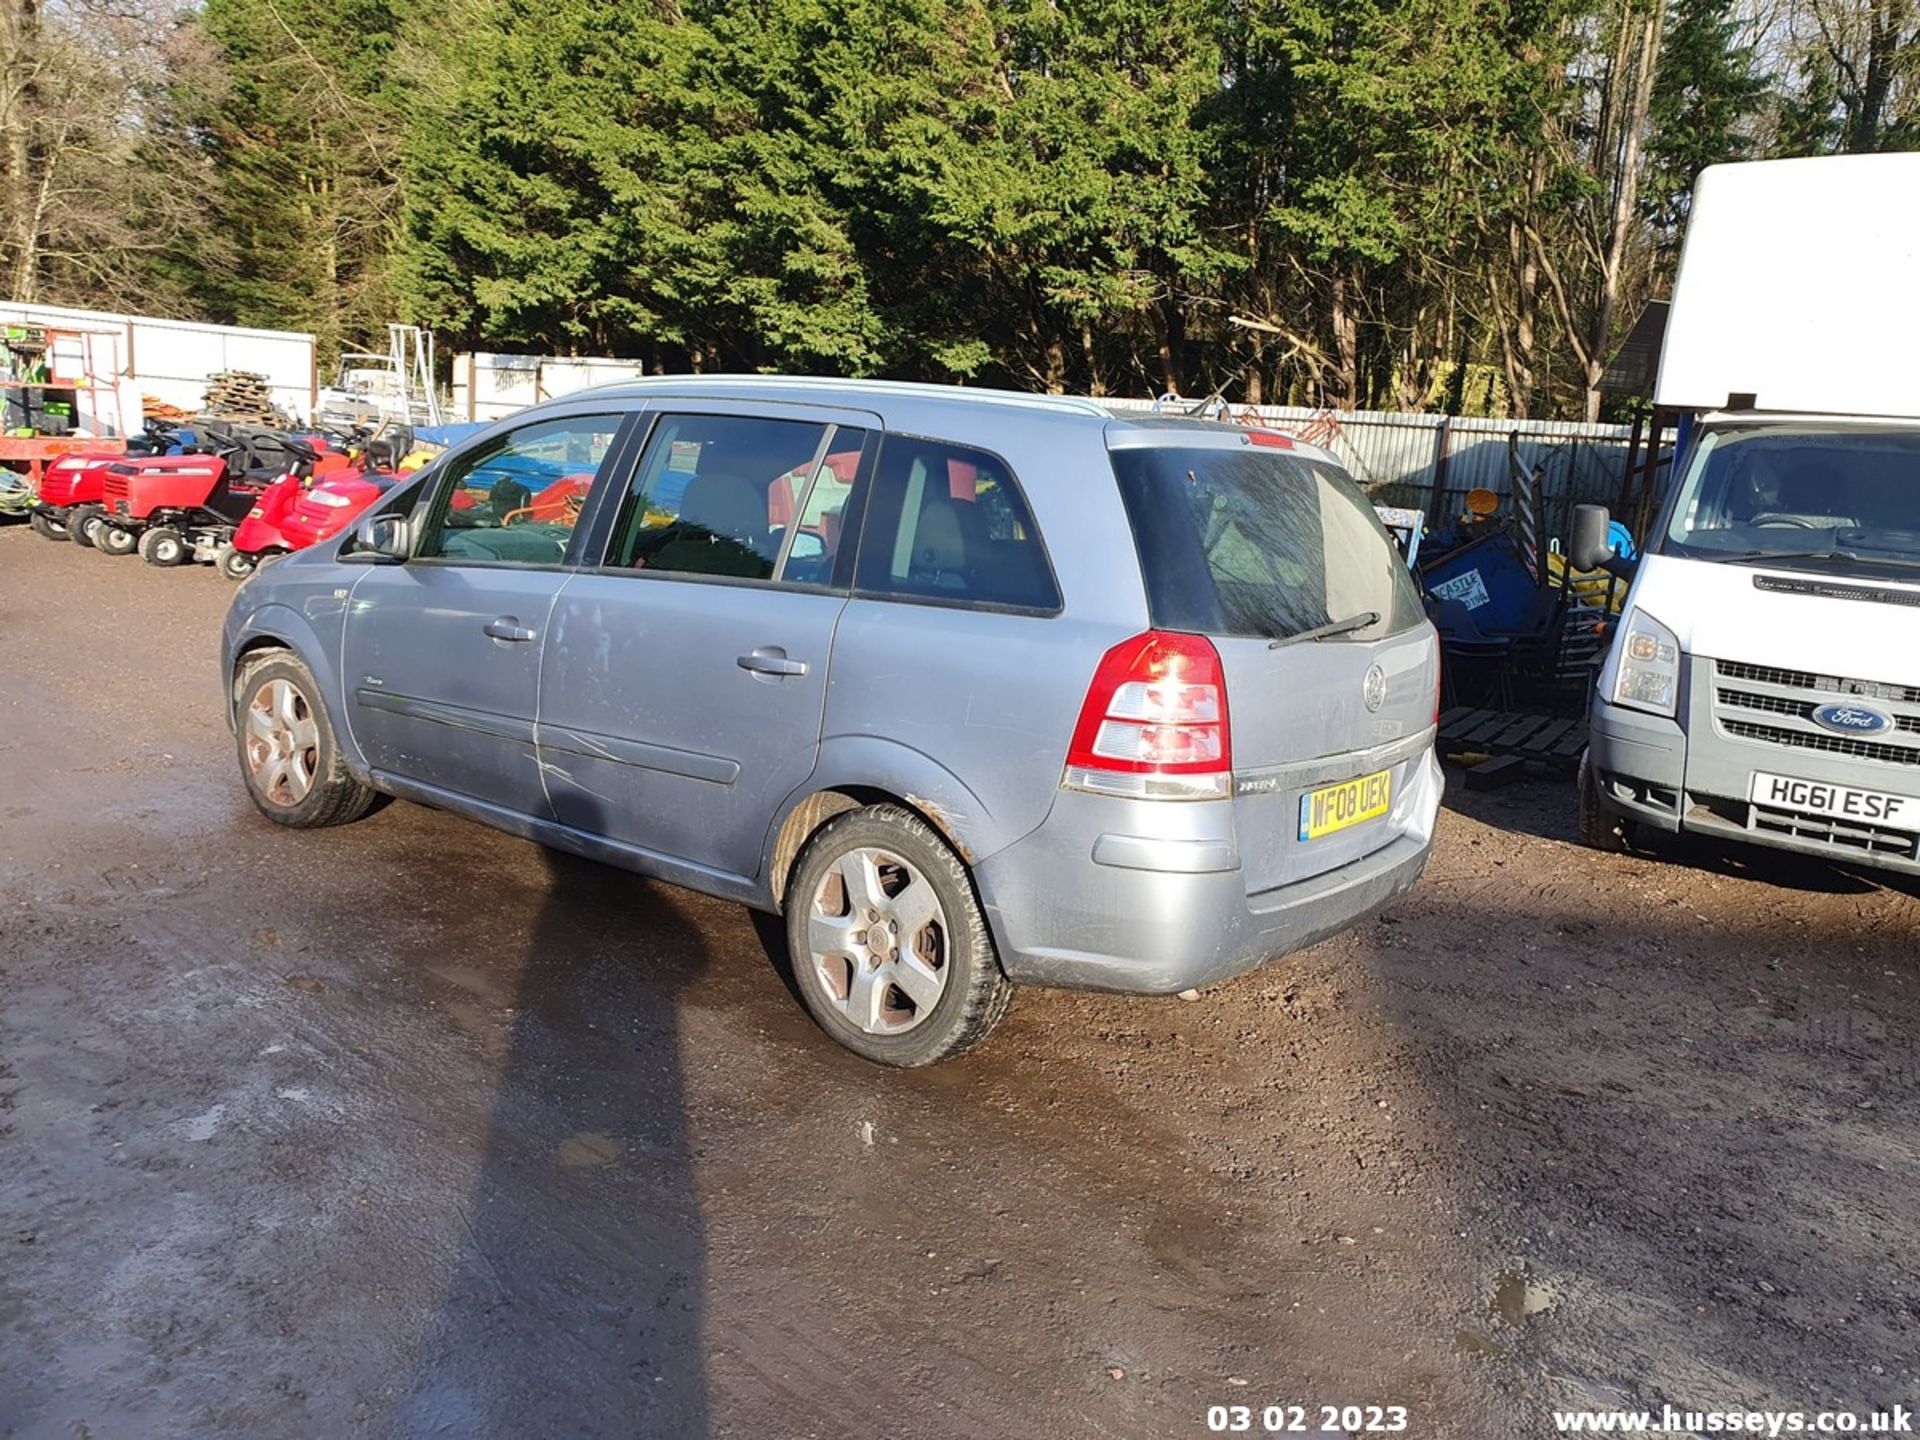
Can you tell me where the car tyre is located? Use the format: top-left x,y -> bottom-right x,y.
139,525 -> 186,566
96,522 -> 137,556
785,803 -> 1013,1067
29,510 -> 67,541
235,653 -> 380,829
1577,751 -> 1634,853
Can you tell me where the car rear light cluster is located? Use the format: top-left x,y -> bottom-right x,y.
1064,630 -> 1232,801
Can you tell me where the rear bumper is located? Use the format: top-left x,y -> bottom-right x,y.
977,750 -> 1442,994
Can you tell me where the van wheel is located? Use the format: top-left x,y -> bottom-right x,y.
1577,753 -> 1634,853
236,654 -> 380,828
139,526 -> 186,566
785,804 -> 1013,1067
29,510 -> 67,541
69,506 -> 102,547
96,523 -> 137,556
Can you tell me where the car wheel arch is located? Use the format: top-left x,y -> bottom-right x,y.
767,784 -> 980,911
231,635 -> 296,717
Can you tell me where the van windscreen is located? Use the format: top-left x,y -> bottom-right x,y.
1110,445 -> 1424,643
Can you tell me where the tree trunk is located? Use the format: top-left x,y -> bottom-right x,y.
2,0 -> 41,298
1155,298 -> 1186,396
1042,334 -> 1067,394
1080,322 -> 1104,397
1585,4 -> 1662,422
1846,0 -> 1904,151
1330,272 -> 1360,408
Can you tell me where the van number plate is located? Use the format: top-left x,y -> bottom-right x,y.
1299,769 -> 1392,841
1749,771 -> 1920,828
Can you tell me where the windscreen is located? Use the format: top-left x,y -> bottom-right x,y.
1661,425 -> 1920,570
1110,445 -> 1424,642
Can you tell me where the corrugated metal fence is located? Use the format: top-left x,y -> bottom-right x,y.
1104,399 -> 1674,544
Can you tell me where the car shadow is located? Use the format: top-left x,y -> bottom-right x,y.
1443,770 -> 1920,900
392,824 -> 712,1436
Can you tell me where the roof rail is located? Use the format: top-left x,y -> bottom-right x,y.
584,373 -> 1113,419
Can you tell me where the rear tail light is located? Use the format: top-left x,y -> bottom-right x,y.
1064,630 -> 1232,801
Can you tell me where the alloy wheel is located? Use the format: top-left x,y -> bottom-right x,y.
243,677 -> 321,808
807,846 -> 950,1035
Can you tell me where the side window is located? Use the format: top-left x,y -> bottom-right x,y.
606,413 -> 867,586
855,435 -> 1059,611
418,414 -> 625,566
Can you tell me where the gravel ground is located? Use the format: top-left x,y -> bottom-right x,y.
1,521 -> 1916,1438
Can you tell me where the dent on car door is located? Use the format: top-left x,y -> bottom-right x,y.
340,410 -> 636,818
537,408 -> 876,880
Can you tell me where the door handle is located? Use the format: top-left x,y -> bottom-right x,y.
737,647 -> 809,678
484,616 -> 538,643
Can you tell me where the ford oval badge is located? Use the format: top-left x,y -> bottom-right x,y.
1811,702 -> 1894,736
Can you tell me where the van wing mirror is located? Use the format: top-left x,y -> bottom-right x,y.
1570,504 -> 1633,578
348,513 -> 413,563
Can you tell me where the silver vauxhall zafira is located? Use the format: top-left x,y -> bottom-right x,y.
223,377 -> 1443,1065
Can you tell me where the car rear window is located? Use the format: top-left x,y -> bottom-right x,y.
1110,444 -> 1424,643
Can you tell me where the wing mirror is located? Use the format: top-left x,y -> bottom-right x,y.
348,513 -> 413,563
1570,504 -> 1635,579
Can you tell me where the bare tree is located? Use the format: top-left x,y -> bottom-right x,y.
1,0 -> 213,306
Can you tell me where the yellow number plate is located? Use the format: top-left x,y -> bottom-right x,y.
1298,769 -> 1393,841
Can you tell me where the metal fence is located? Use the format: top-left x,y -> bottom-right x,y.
1103,398 -> 1675,545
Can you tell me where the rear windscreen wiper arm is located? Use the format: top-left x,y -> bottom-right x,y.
1270,611 -> 1381,648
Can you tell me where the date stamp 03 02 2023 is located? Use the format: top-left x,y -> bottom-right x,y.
1204,1401 -> 1411,1434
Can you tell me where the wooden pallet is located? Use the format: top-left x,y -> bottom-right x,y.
1436,706 -> 1588,787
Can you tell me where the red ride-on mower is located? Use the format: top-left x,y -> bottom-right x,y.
30,419 -> 197,546
221,430 -> 404,581
26,452 -> 117,544
92,426 -> 315,565
91,453 -> 240,560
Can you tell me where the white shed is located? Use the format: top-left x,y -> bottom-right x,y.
0,301 -> 318,435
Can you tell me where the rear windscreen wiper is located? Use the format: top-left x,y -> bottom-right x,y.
1270,611 -> 1381,648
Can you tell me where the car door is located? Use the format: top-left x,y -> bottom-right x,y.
537,401 -> 878,881
340,408 -> 638,819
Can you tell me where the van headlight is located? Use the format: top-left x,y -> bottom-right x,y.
1611,608 -> 1681,717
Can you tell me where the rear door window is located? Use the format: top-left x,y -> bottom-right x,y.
1110,443 -> 1423,642
854,435 -> 1059,611
603,413 -> 868,586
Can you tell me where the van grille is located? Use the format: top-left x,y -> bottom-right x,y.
1711,659 -> 1920,769
1716,658 -> 1920,706
1720,719 -> 1920,767
1716,687 -> 1920,736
